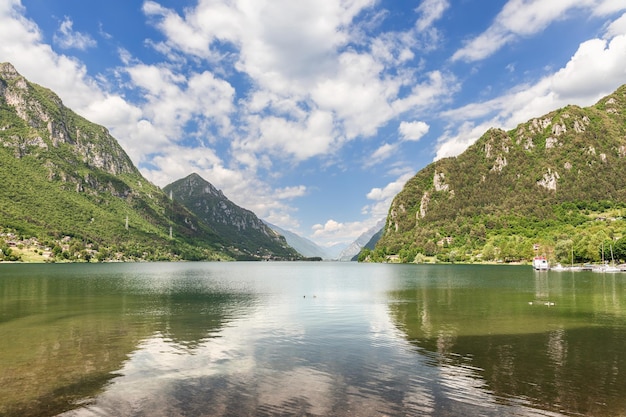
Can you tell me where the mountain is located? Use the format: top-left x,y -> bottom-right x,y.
264,222 -> 330,259
164,174 -> 302,260
322,243 -> 347,260
370,85 -> 626,265
0,62 -> 237,261
354,226 -> 384,261
337,218 -> 385,261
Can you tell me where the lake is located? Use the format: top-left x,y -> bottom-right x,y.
1,262 -> 625,416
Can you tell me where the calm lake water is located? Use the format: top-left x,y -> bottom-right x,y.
1,262 -> 625,417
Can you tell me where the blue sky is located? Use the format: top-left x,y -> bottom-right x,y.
1,0 -> 626,248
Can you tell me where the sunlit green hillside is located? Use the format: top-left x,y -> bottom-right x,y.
370,85 -> 626,264
0,62 -> 236,261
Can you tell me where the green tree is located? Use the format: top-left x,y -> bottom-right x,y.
414,253 -> 427,263
482,242 -> 496,261
399,247 -> 418,263
0,241 -> 11,260
424,241 -> 437,256
555,239 -> 574,264
358,249 -> 371,262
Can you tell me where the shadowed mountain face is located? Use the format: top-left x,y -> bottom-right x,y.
164,173 -> 302,261
376,85 -> 626,263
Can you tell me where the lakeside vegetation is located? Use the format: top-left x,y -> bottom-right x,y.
360,201 -> 626,265
0,230 -> 229,263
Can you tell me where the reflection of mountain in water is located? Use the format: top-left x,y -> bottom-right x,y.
154,290 -> 253,350
0,265 -> 256,417
387,271 -> 626,416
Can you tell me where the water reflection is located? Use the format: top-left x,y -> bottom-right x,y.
2,263 -> 626,416
0,263 -> 256,417
387,265 -> 626,416
58,263 -> 417,417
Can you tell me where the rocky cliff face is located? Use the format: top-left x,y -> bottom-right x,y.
0,63 -> 136,178
164,173 -> 302,260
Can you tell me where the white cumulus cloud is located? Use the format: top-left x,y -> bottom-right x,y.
452,0 -> 626,62
312,219 -> 372,247
605,12 -> 626,37
143,0 -> 454,167
54,17 -> 97,50
437,27 -> 626,160
399,121 -> 430,141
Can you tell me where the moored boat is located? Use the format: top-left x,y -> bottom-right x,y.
593,244 -> 622,273
533,256 -> 549,270
592,263 -> 622,273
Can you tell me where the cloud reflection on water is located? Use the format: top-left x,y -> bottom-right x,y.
5,263 -> 625,416
60,266 -> 571,417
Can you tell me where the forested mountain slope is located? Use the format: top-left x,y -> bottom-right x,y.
0,62 -> 236,261
371,85 -> 626,264
164,174 -> 302,260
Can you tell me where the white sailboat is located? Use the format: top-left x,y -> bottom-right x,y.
552,244 -> 582,271
593,243 -> 621,273
605,244 -> 621,272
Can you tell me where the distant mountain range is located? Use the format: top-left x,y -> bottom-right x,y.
264,222 -> 331,259
0,62 -> 301,262
369,84 -> 626,264
337,219 -> 385,261
263,221 -> 385,261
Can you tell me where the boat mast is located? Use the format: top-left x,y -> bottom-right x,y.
602,242 -> 605,265
611,244 -> 615,266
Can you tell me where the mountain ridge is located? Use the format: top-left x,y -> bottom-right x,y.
164,173 -> 302,260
